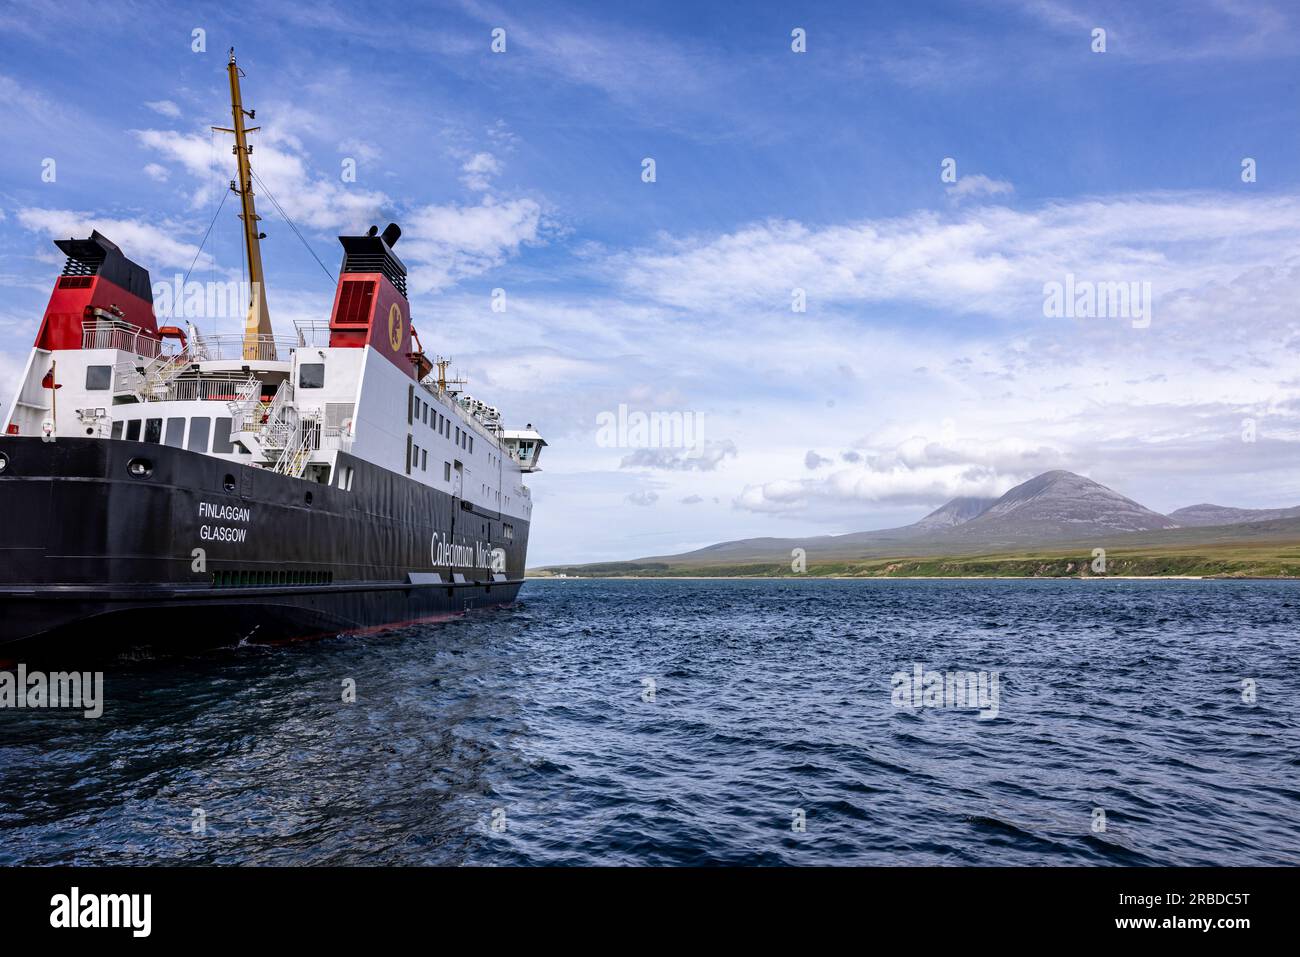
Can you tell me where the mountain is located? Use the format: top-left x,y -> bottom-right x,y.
538,470 -> 1300,574
912,496 -> 997,529
939,470 -> 1177,545
1168,503 -> 1300,527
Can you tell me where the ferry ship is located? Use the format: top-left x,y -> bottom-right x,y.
0,51 -> 545,653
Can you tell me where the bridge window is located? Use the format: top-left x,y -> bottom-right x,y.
188,417 -> 211,453
85,365 -> 112,390
299,363 -> 325,389
212,417 -> 236,453
144,418 -> 162,444
164,417 -> 185,448
125,420 -> 141,441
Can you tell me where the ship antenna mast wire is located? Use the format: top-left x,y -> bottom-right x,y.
181,185 -> 231,289
249,168 -> 336,284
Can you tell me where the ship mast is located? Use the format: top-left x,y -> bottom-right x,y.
213,48 -> 273,361
434,356 -> 465,394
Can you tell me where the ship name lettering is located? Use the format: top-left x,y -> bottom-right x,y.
199,502 -> 251,523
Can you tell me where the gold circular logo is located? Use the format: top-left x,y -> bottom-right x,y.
388,303 -> 403,352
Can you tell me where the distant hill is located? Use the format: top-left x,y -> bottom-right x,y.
936,470 -> 1177,547
1167,503 -> 1300,527
535,470 -> 1300,576
912,496 -> 997,529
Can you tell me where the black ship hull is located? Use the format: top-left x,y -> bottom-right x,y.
0,437 -> 529,657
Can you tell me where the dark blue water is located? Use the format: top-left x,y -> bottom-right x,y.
1,579 -> 1297,865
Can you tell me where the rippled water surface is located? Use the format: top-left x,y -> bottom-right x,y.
1,579 -> 1298,865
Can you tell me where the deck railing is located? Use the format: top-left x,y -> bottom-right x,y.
152,375 -> 261,403
188,333 -> 300,362
84,319 -> 331,363
82,319 -> 163,358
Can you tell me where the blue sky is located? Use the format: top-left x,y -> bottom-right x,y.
2,0 -> 1300,564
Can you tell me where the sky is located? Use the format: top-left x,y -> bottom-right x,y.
1,0 -> 1299,565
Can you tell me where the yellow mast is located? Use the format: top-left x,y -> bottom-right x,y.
213,48 -> 273,361
434,356 -> 465,394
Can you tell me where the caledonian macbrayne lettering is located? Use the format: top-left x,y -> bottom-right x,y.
430,532 -> 493,569
198,501 -> 250,543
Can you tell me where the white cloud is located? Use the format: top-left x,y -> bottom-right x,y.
620,439 -> 738,472
460,151 -> 502,192
948,173 -> 1014,200
129,128 -> 544,294
144,99 -> 181,118
402,196 -> 544,293
609,192 -> 1300,327
338,137 -> 382,165
16,207 -> 207,272
132,127 -> 388,228
142,163 -> 169,182
735,435 -> 1063,514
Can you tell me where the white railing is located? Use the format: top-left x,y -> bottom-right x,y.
149,375 -> 260,403
187,333 -> 298,362
82,319 -> 164,358
273,414 -> 322,477
320,427 -> 354,453
258,380 -> 297,450
84,318 -> 331,363
228,378 -> 263,431
294,321 -> 332,346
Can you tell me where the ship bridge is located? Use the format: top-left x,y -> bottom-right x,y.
500,427 -> 546,472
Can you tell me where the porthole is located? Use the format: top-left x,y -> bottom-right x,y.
304,491 -> 313,507
223,473 -> 236,492
126,457 -> 153,478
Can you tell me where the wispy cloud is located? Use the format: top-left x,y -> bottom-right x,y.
460,151 -> 502,192
948,174 -> 1014,201
144,99 -> 181,118
15,207 -> 207,272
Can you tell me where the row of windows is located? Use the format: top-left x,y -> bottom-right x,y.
411,391 -> 473,454
114,416 -> 238,454
408,440 -> 455,485
212,569 -> 334,587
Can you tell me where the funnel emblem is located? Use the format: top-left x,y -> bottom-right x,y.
388,302 -> 403,352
